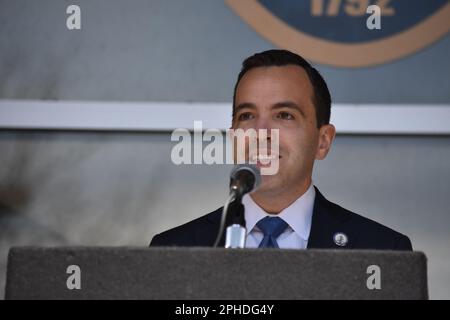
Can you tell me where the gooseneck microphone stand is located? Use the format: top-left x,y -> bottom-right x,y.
213,185 -> 247,248
214,164 -> 260,248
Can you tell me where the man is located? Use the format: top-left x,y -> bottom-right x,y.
150,50 -> 412,250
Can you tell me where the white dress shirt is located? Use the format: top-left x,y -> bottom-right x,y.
242,183 -> 315,249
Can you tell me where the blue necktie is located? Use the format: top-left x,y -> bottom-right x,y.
256,216 -> 289,248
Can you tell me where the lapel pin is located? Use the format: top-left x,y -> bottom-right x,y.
333,232 -> 348,247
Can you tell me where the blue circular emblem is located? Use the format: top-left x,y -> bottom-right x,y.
226,0 -> 450,67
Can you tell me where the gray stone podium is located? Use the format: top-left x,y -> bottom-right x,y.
5,247 -> 428,299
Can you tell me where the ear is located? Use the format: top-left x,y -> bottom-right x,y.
315,124 -> 336,160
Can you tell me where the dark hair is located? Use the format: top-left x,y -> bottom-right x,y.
232,49 -> 331,128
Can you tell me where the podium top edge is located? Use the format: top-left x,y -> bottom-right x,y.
8,246 -> 426,257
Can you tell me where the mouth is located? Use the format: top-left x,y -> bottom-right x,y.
249,154 -> 282,167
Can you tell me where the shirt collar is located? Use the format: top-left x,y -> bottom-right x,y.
242,183 -> 316,241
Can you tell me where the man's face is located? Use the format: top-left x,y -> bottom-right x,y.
232,65 -> 333,197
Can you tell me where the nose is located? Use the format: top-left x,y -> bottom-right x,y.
254,116 -> 273,141
254,114 -> 273,131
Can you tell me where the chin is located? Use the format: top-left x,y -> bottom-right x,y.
255,175 -> 283,194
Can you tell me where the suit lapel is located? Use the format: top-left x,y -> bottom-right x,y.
307,187 -> 354,249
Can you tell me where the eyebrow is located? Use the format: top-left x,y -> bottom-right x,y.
272,101 -> 306,118
234,101 -> 306,118
234,103 -> 256,116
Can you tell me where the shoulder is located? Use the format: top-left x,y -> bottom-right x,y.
149,208 -> 222,247
317,192 -> 412,250
346,207 -> 411,250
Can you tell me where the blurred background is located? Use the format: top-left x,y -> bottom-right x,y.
0,0 -> 449,299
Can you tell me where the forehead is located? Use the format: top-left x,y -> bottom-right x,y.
235,65 -> 314,108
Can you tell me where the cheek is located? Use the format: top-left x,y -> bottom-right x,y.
281,130 -> 317,160
279,130 -> 303,154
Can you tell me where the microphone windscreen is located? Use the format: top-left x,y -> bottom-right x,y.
230,163 -> 261,194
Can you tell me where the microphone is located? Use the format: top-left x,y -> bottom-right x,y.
220,164 -> 261,248
213,164 -> 262,248
229,164 -> 261,200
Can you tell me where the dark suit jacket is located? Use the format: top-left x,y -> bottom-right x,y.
150,187 -> 412,250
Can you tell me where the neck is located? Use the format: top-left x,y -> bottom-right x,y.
250,178 -> 312,214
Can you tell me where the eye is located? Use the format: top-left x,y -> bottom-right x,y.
237,112 -> 254,121
277,112 -> 294,120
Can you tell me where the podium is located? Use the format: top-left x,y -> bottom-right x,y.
5,247 -> 428,300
